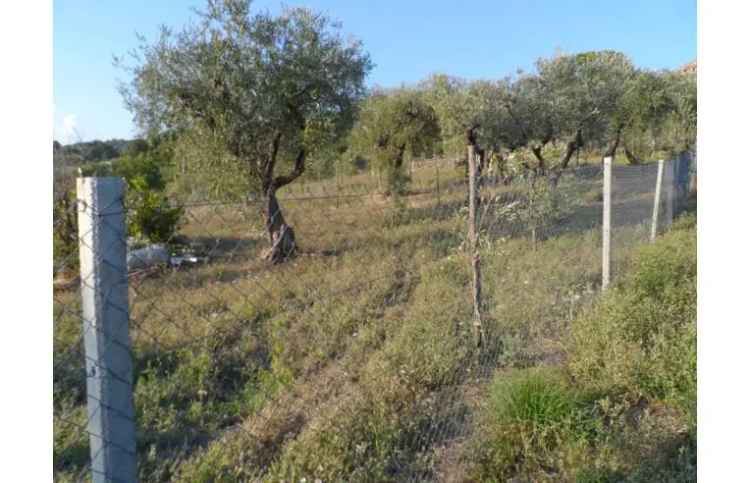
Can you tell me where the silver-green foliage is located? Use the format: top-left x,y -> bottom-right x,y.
119,0 -> 372,198
347,89 -> 441,195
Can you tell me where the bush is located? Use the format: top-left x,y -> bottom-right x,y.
472,367 -> 590,481
69,152 -> 183,245
385,168 -> 412,197
117,153 -> 182,244
114,153 -> 167,191
127,180 -> 183,244
491,369 -> 576,431
567,224 -> 696,416
471,220 -> 696,481
53,188 -> 79,276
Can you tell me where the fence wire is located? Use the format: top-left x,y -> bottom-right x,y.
52,154 -> 695,482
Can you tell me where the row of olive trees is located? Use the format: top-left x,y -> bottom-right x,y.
342,50 -> 696,197
414,51 -> 696,179
118,0 -> 696,264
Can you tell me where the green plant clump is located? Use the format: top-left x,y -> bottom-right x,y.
472,216 -> 696,481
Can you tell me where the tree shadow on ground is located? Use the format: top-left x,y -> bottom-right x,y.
184,235 -> 262,260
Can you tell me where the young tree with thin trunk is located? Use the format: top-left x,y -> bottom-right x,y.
118,0 -> 372,263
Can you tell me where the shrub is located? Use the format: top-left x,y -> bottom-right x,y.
53,188 -> 79,276
114,153 -> 166,191
386,169 -> 412,197
69,152 -> 183,245
127,180 -> 183,244
472,367 -> 590,481
491,369 -> 575,431
471,221 -> 696,480
116,153 -> 182,244
554,221 -> 696,480
567,224 -> 696,416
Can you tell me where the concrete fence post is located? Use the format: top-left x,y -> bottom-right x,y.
76,177 -> 137,483
602,156 -> 612,291
650,159 -> 665,242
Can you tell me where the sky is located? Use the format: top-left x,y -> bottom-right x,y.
53,0 -> 696,143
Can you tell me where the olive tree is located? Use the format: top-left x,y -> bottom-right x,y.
499,51 -> 635,176
463,80 -> 516,162
119,0 -> 372,263
418,74 -> 473,161
347,90 -> 440,196
418,75 -> 522,183
609,68 -> 695,164
618,70 -> 676,164
662,70 -> 697,156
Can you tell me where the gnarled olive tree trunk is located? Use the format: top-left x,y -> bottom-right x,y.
623,146 -> 642,165
548,128 -> 584,188
603,124 -> 623,160
264,187 -> 296,264
259,144 -> 305,264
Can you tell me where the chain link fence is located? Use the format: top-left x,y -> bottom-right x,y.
53,152 -> 695,482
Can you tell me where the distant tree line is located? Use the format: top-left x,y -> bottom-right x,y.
410,51 -> 695,177
53,138 -> 151,164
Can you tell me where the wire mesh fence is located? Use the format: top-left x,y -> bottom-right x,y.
53,153 -> 695,482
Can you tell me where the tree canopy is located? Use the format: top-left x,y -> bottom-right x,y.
415,51 -> 693,172
348,89 -> 441,194
120,0 -> 371,192
119,0 -> 372,262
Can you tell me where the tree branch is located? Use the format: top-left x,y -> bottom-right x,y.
558,128 -> 583,170
549,129 -> 584,186
503,100 -> 530,147
273,148 -> 306,189
394,143 -> 407,169
531,145 -> 546,172
623,143 -> 642,165
604,124 -> 623,158
263,132 -> 283,190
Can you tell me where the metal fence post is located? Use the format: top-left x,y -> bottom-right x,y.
602,156 -> 612,291
650,159 -> 665,242
77,177 -> 137,483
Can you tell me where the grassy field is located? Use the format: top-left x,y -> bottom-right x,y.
53,158 -> 696,481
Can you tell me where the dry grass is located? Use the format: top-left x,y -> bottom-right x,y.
53,159 -> 694,481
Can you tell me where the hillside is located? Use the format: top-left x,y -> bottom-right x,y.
53,138 -> 141,164
53,160 -> 697,481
